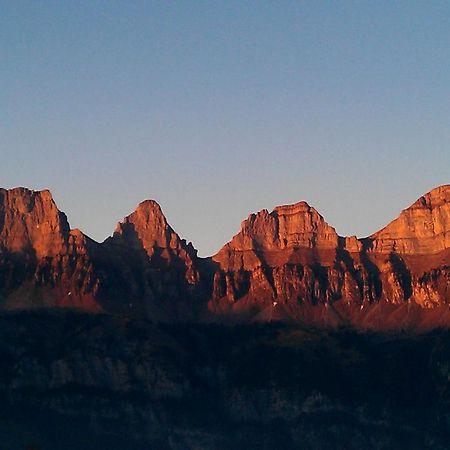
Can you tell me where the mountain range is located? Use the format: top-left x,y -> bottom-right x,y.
0,185 -> 449,330
1,185 -> 450,450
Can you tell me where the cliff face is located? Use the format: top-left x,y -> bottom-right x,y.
0,187 -> 69,258
210,202 -> 344,319
0,189 -> 202,318
214,202 -> 339,271
0,185 -> 449,329
0,188 -> 100,311
209,186 -> 450,326
0,188 -> 203,320
370,185 -> 450,254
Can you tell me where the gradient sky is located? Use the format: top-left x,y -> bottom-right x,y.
1,1 -> 449,256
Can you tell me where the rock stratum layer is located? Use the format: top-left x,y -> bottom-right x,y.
0,185 -> 449,330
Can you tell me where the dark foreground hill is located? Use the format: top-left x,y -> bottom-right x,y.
1,310 -> 450,450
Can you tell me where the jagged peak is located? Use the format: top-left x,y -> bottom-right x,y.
115,198 -> 170,234
218,199 -> 339,258
112,198 -> 192,259
0,184 -> 448,258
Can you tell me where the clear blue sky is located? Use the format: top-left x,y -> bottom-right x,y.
1,1 -> 449,256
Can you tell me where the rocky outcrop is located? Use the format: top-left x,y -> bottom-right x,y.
0,185 -> 449,328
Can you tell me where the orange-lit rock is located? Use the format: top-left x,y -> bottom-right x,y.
370,185 -> 450,254
113,199 -> 198,270
0,185 -> 449,330
0,188 -> 101,311
0,187 -> 69,258
208,186 -> 450,324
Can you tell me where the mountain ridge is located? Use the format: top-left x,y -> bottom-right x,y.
0,185 -> 449,329
4,184 -> 449,252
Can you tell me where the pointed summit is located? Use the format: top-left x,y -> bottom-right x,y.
102,198 -> 201,317
113,199 -> 192,260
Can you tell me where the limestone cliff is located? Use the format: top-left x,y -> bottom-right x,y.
370,185 -> 450,254
0,185 -> 449,329
0,187 -> 69,258
209,186 -> 450,324
0,188 -> 100,310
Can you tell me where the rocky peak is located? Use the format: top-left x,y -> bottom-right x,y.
272,201 -> 339,249
113,199 -> 194,260
0,187 -> 70,258
220,201 -> 339,253
370,185 -> 450,254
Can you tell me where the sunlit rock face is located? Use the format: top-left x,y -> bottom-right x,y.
370,185 -> 450,254
0,188 -> 100,311
220,202 -> 339,254
213,202 -> 339,272
0,187 -> 70,258
0,188 -> 206,319
208,186 -> 450,326
0,185 -> 449,329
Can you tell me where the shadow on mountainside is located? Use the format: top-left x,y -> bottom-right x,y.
0,310 -> 449,449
